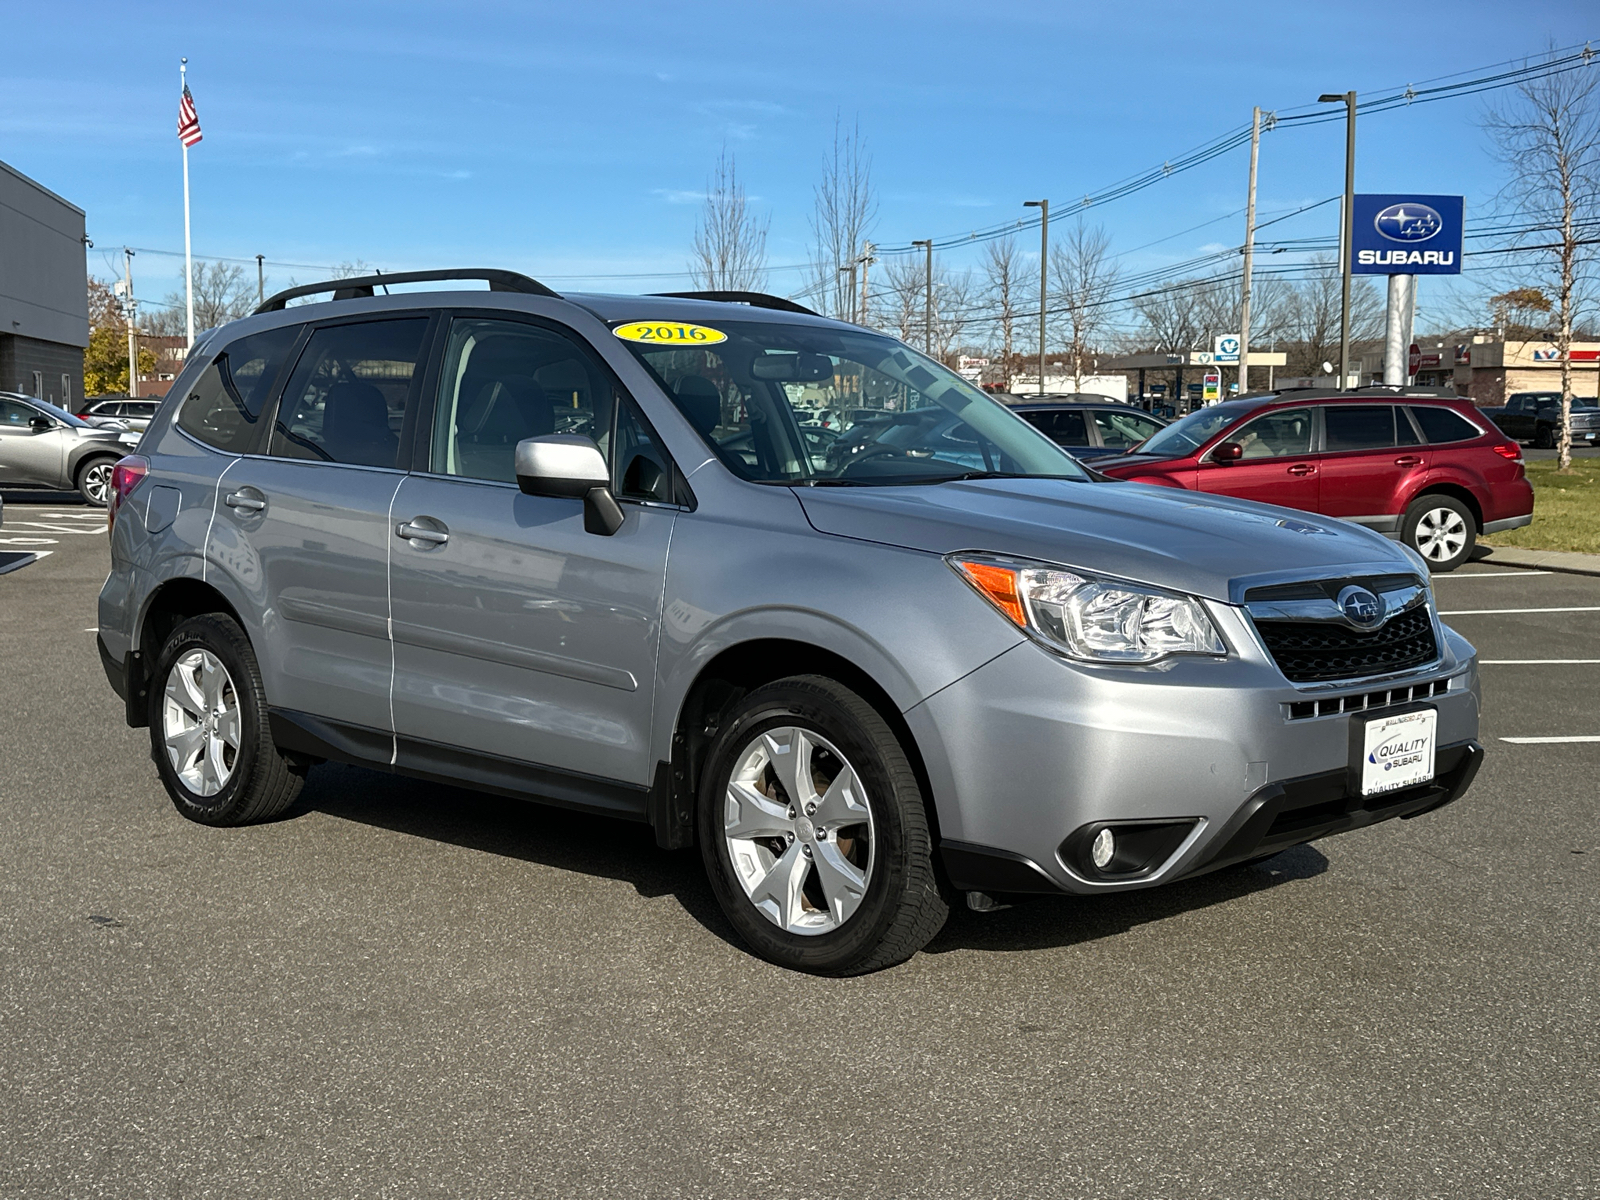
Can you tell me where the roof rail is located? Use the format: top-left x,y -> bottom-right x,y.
649,290 -> 819,317
255,268 -> 560,314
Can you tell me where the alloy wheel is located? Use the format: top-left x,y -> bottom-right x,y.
1415,506 -> 1469,563
82,461 -> 114,505
722,726 -> 875,935
162,649 -> 241,797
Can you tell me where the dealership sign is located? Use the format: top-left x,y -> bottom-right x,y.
1350,194 -> 1464,275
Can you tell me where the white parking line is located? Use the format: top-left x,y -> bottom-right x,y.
1439,606 -> 1600,616
1480,659 -> 1600,665
1439,571 -> 1552,579
1501,736 -> 1600,744
5,521 -> 105,535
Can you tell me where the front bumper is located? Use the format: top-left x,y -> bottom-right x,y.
906,610 -> 1481,896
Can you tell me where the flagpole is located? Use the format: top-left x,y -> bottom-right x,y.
181,57 -> 195,349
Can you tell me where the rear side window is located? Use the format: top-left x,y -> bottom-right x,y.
1023,410 -> 1088,445
176,326 -> 299,453
1323,405 -> 1395,452
270,318 -> 430,468
1409,406 -> 1482,445
1091,408 -> 1160,449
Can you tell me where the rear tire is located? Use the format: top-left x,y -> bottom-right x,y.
148,614 -> 305,825
1403,494 -> 1476,573
1534,425 -> 1554,449
698,675 -> 948,975
76,456 -> 117,507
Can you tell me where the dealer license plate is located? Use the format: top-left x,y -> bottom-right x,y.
1360,708 -> 1437,796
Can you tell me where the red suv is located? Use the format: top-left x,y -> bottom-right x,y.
1096,388 -> 1533,572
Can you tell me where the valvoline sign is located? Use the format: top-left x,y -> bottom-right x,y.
1350,194 -> 1464,275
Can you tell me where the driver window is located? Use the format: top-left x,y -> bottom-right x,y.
0,399 -> 38,427
1232,408 -> 1313,459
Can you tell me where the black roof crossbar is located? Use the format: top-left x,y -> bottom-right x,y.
255,268 -> 560,314
649,290 -> 819,317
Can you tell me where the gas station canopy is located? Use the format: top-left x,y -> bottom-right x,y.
1106,350 -> 1287,370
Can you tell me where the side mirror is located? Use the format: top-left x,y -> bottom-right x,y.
514,434 -> 624,536
1211,441 -> 1243,464
29,415 -> 52,432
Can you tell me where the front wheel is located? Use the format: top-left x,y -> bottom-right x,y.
76,456 -> 117,506
698,676 -> 948,975
1403,494 -> 1476,573
1534,424 -> 1555,449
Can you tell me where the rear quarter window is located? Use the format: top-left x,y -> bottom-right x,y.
1409,405 -> 1483,445
176,326 -> 300,453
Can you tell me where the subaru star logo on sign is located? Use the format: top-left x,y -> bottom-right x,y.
1350,194 -> 1464,275
1337,585 -> 1384,629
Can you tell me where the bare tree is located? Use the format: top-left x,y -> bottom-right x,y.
1133,278 -> 1207,353
1485,49 -> 1600,470
981,236 -> 1023,366
1049,222 -> 1119,389
874,254 -> 975,361
933,270 -> 977,362
806,118 -> 876,319
878,253 -> 925,345
689,147 -> 769,292
149,261 -> 255,334
1280,256 -> 1384,378
1488,286 -> 1554,339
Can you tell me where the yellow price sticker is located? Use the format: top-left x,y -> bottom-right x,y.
613,321 -> 727,346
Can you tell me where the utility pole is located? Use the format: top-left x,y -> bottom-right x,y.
1238,107 -> 1263,396
256,254 -> 265,306
857,242 -> 875,329
911,240 -> 933,354
123,248 -> 138,399
1024,200 -> 1048,393
838,264 -> 856,323
1319,90 -> 1357,389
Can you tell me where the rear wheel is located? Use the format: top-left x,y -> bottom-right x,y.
698,675 -> 948,975
1403,494 -> 1476,573
1534,424 -> 1554,449
148,614 -> 305,825
76,456 -> 117,507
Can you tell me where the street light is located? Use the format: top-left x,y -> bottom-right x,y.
1023,200 -> 1048,394
1318,91 -> 1356,390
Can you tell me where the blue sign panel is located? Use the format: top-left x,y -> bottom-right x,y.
1349,193 -> 1464,275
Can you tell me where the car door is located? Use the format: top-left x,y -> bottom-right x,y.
1316,404 -> 1428,528
1195,406 -> 1320,510
1499,395 -> 1532,441
209,314 -> 435,738
386,314 -> 679,790
0,398 -> 66,486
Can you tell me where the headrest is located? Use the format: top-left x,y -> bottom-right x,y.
674,376 -> 722,435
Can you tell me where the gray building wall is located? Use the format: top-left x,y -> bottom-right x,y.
1,158 -> 88,406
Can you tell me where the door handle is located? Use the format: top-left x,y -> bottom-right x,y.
396,520 -> 449,545
1394,456 -> 1423,467
1286,463 -> 1317,477
224,490 -> 266,513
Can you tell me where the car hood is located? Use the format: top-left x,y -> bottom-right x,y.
1092,450 -> 1186,471
794,478 -> 1411,602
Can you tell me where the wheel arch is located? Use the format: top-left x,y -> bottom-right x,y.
1408,481 -> 1484,531
121,575 -> 251,730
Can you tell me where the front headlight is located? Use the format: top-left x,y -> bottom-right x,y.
950,553 -> 1226,664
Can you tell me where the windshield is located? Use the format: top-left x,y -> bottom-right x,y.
617,319 -> 1088,485
1137,405 -> 1246,456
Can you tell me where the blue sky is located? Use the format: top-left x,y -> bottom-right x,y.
4,0 -> 1595,327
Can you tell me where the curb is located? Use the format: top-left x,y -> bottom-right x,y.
1479,544 -> 1600,578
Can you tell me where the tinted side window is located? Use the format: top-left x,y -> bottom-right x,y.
1091,408 -> 1159,449
614,397 -> 677,503
271,318 -> 429,468
1410,406 -> 1482,445
1323,405 -> 1395,452
1024,410 -> 1087,445
1234,408 -> 1313,458
176,326 -> 299,453
430,317 -> 619,484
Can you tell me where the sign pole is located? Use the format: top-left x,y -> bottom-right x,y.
1384,274 -> 1406,385
181,58 -> 195,350
1238,106 -> 1262,397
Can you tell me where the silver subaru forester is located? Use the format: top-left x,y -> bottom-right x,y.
96,270 -> 1483,974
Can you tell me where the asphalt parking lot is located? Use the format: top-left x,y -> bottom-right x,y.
1,492 -> 1596,1200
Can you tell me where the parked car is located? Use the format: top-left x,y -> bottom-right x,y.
0,392 -> 143,504
1096,387 -> 1533,572
1489,392 -> 1600,448
1005,399 -> 1168,461
80,398 -> 162,432
97,271 -> 1482,975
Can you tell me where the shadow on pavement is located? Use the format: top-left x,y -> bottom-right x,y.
0,487 -> 88,505
295,760 -> 1329,960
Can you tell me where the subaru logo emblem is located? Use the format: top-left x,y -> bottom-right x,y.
1374,202 -> 1443,243
1337,585 -> 1384,629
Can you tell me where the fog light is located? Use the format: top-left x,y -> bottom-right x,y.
1090,828 -> 1115,870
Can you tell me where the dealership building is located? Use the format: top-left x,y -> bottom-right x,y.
0,158 -> 88,408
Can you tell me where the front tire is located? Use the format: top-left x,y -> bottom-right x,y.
1534,424 -> 1554,449
1403,494 -> 1476,573
698,676 -> 948,975
76,456 -> 117,507
148,614 -> 305,825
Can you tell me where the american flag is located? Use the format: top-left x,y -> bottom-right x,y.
178,84 -> 202,147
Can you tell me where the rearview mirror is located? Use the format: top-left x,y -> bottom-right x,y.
514,434 -> 624,536
1212,441 -> 1243,464
750,352 -> 834,382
